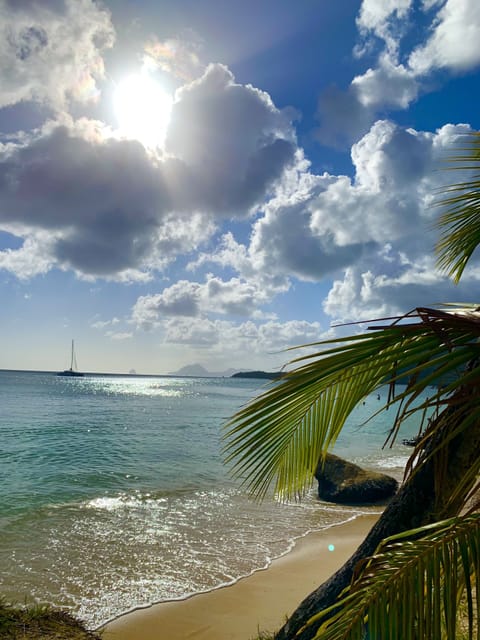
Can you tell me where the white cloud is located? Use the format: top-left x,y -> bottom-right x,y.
316,120 -> 480,323
131,275 -> 274,329
1,0 -> 479,346
0,63 -> 298,281
352,55 -> 419,108
133,281 -> 202,326
164,317 -> 221,346
409,0 -> 480,74
421,0 -> 444,8
0,0 -> 115,109
320,0 -> 480,146
91,317 -> 120,330
356,0 -> 412,55
187,119 -> 475,324
162,316 -> 324,358
226,119 -> 476,325
323,253 -> 480,325
0,233 -> 54,278
357,0 -> 413,33
106,331 -> 133,341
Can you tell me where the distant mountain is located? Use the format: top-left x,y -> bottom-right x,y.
169,363 -> 239,377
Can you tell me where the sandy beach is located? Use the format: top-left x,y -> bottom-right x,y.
102,513 -> 378,640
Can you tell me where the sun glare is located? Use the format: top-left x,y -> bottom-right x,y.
113,74 -> 173,149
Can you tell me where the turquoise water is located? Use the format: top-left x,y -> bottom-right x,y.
0,370 -> 423,628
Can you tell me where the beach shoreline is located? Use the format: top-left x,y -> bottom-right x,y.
102,513 -> 378,640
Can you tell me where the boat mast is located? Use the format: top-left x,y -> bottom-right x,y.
70,339 -> 76,371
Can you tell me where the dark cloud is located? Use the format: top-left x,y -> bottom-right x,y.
315,84 -> 374,149
252,201 -> 374,281
377,129 -> 432,192
0,63 -> 299,279
0,75 -> 297,278
0,127 -> 170,275
165,64 -> 297,214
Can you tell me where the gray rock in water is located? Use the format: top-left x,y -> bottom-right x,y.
315,453 -> 398,505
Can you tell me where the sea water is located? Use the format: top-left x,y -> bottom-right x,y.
0,370 -> 425,628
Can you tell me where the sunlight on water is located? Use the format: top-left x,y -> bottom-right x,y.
72,375 -> 192,397
0,371 -> 430,628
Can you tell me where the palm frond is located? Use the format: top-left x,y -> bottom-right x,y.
223,306 -> 480,499
436,131 -> 480,283
304,514 -> 480,640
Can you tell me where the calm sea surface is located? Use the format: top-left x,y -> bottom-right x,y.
0,370 -> 424,628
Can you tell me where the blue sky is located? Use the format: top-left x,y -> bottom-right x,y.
1,0 -> 480,375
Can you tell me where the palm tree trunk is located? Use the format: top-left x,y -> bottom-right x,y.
274,399 -> 480,640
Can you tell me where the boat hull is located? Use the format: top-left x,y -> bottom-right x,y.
57,369 -> 84,377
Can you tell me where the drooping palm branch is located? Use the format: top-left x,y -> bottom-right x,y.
304,514 -> 480,640
224,305 -> 480,500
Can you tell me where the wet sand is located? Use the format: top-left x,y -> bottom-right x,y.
102,513 -> 378,640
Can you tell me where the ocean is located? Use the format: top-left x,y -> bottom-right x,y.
0,370 -> 424,629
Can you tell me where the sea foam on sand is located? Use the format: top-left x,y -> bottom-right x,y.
102,513 -> 378,640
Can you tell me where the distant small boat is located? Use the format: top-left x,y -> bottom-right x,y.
57,340 -> 84,377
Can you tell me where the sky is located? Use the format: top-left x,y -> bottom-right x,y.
1,0 -> 480,375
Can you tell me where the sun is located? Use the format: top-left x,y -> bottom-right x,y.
113,74 -> 173,149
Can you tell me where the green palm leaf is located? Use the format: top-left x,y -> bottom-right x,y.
436,131 -> 480,283
224,306 -> 480,500
304,514 -> 480,640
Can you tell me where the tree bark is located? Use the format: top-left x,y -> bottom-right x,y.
274,402 -> 480,640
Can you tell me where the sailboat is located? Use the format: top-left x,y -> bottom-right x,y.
57,340 -> 84,377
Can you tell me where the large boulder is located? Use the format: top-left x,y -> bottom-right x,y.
315,453 -> 398,505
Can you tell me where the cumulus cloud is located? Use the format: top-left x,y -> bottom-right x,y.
356,0 -> 412,56
131,275 -> 274,329
249,195 -> 372,282
162,316 -> 324,355
165,64 -> 297,215
0,126 -> 172,278
0,64 -> 297,280
356,0 -> 480,78
0,0 -> 115,109
357,0 -> 412,30
352,55 -> 419,108
318,0 -> 480,148
247,121 -> 436,283
409,0 -> 480,74
323,254 -> 479,324
78,114 -> 476,336
0,232 -> 54,278
1,0 -> 478,353
208,120 -> 475,325
315,121 -> 480,322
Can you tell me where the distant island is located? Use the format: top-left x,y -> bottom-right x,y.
169,363 -> 239,377
231,370 -> 283,380
168,364 -> 283,380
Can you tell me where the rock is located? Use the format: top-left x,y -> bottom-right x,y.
315,453 -> 398,505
